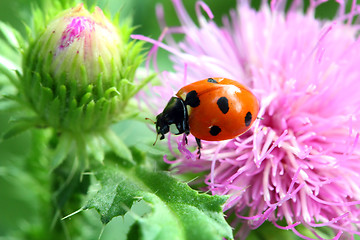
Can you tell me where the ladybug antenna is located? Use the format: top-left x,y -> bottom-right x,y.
257,116 -> 264,120
145,117 -> 159,145
153,133 -> 160,146
145,117 -> 156,124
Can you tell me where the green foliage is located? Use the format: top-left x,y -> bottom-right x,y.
84,157 -> 233,240
315,0 -> 340,20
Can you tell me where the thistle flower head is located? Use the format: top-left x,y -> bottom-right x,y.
134,0 -> 360,238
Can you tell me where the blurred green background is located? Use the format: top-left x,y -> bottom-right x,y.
0,0 -> 346,239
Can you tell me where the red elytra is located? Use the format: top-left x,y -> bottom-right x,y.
176,77 -> 259,141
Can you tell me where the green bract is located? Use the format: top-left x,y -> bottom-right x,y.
20,3 -> 148,132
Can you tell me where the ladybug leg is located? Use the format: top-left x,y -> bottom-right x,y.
195,137 -> 202,149
195,137 -> 202,158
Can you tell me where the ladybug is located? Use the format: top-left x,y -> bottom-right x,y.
155,77 -> 260,151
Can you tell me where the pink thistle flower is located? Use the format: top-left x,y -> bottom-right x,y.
133,0 -> 360,239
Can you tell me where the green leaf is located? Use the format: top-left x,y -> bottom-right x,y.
102,129 -> 133,163
84,164 -> 233,240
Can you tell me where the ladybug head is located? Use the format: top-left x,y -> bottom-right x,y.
155,97 -> 190,141
155,112 -> 169,140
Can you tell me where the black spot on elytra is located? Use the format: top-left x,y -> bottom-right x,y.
207,78 -> 218,84
210,125 -> 221,136
217,97 -> 229,114
184,90 -> 200,107
245,111 -> 252,127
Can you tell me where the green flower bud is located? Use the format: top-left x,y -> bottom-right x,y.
21,4 -> 146,133
39,4 -> 122,88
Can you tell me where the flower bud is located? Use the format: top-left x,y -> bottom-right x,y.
39,4 -> 121,88
21,4 -> 144,132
